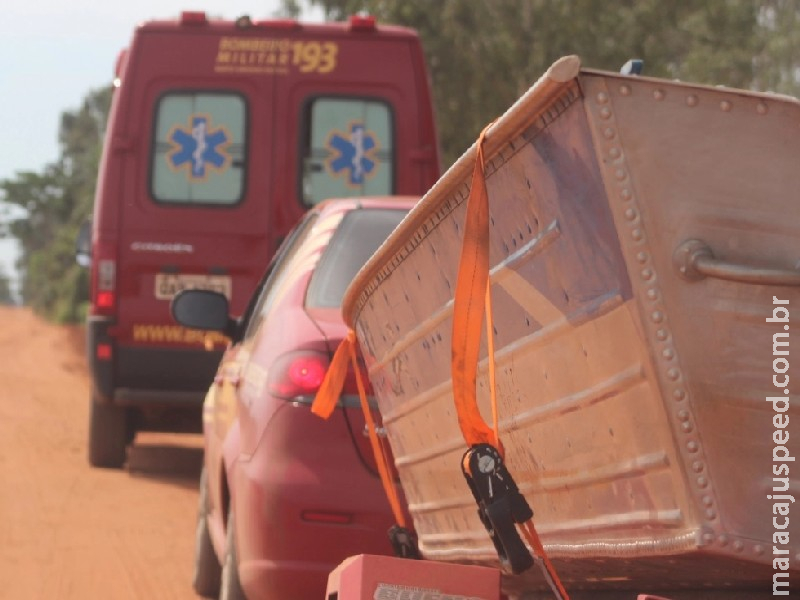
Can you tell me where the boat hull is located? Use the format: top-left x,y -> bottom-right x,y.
343,56 -> 799,596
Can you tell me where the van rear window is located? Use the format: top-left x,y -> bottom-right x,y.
151,92 -> 246,205
302,98 -> 394,206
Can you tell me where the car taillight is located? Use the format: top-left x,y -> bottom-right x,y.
342,361 -> 374,397
268,351 -> 329,399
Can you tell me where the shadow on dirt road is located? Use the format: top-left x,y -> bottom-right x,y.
126,432 -> 205,495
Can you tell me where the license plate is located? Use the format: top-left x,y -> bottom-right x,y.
154,274 -> 232,300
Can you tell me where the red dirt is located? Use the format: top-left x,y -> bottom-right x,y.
0,306 -> 204,599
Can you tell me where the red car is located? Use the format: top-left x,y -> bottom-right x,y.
171,197 -> 417,600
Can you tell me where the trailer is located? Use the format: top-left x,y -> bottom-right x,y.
313,55 -> 799,599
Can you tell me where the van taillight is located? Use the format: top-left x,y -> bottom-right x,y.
268,351 -> 329,399
349,14 -> 376,31
92,243 -> 116,314
180,11 -> 208,25
96,291 -> 114,309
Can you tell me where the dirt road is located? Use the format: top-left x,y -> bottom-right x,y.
0,306 -> 203,599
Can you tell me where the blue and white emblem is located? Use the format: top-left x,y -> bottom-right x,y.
167,115 -> 231,180
326,122 -> 379,186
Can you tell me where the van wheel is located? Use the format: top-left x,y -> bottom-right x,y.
219,508 -> 246,600
87,397 -> 129,469
193,467 -> 221,597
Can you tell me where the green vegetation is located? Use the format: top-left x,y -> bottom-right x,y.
1,1 -> 797,322
0,267 -> 14,306
0,87 -> 110,321
310,0 -> 799,166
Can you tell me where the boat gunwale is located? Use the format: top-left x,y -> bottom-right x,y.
342,56 -> 800,330
342,54 -> 583,327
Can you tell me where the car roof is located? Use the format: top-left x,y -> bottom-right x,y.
312,196 -> 420,215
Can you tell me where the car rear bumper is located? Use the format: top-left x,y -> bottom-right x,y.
232,402 -> 396,599
239,559 -> 334,600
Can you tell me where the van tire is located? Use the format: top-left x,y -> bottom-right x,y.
88,398 -> 129,469
192,468 -> 221,597
219,508 -> 246,600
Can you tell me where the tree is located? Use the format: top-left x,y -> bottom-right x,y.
753,0 -> 800,96
0,86 -> 111,322
300,0 -> 787,167
4,1 -> 799,321
0,267 -> 14,305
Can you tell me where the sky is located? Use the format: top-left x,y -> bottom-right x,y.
0,1 -> 323,297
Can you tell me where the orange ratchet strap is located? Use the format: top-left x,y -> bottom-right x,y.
451,123 -> 502,451
312,331 -> 419,558
452,123 -> 569,598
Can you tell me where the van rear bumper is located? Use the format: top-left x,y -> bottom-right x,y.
113,388 -> 206,407
87,315 -> 221,408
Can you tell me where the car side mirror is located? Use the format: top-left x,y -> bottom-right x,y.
75,220 -> 92,267
171,289 -> 231,332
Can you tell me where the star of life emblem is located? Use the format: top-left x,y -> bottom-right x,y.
326,122 -> 379,186
167,114 -> 231,180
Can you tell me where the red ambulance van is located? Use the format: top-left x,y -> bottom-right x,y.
79,11 -> 440,467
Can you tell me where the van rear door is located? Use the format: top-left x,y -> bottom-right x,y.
273,29 -> 439,207
115,32 -> 276,358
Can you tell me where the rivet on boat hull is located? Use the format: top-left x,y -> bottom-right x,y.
756,102 -> 768,115
587,79 -> 725,546
720,100 -> 732,112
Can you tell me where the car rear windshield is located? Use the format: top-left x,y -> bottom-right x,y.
306,208 -> 408,308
